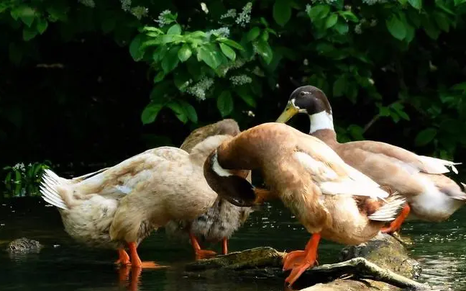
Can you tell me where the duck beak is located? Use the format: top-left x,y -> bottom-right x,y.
276,102 -> 299,123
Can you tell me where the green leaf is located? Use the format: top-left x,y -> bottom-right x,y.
12,6 -> 36,27
339,11 -> 359,22
167,24 -> 182,35
153,46 -> 168,62
247,27 -> 261,42
23,27 -> 37,41
174,70 -> 191,91
217,38 -> 244,51
454,0 -> 466,5
422,16 -> 440,40
325,14 -> 338,29
36,18 -> 48,34
129,34 -> 145,61
308,5 -> 330,22
217,91 -> 234,117
415,128 -> 437,146
386,15 -> 406,40
167,101 -> 188,123
273,0 -> 292,26
179,100 -> 198,123
236,87 -> 257,108
161,46 -> 180,73
333,75 -> 347,97
255,39 -> 273,65
198,45 -> 221,69
433,12 -> 449,32
334,19 -> 349,34
153,71 -> 165,83
141,102 -> 164,124
178,44 -> 192,62
408,0 -> 422,9
219,43 -> 236,61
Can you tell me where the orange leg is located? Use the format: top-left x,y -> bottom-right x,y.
128,242 -> 165,269
115,248 -> 131,265
284,233 -> 321,287
381,204 -> 411,234
222,237 -> 228,255
189,233 -> 217,260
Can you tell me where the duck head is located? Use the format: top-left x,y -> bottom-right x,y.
276,85 -> 334,134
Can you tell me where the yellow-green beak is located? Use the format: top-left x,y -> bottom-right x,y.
276,102 -> 299,123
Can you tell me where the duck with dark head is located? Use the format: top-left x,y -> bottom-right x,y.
276,85 -> 466,234
203,122 -> 405,286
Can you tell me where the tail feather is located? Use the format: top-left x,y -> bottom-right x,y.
39,169 -> 68,210
368,194 -> 406,222
419,155 -> 461,175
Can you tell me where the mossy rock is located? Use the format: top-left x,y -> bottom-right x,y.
185,233 -> 429,290
6,237 -> 43,254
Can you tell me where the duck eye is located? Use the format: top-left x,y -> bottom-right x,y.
299,91 -> 306,97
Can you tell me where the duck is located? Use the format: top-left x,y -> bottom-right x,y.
38,132 -> 250,268
275,85 -> 466,233
164,119 -> 254,259
202,122 -> 405,286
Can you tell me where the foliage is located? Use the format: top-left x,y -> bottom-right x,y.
3,161 -> 51,197
1,0 -> 466,163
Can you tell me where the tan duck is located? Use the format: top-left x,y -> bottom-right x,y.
39,133 -> 248,268
164,119 -> 253,259
202,122 -> 405,286
276,85 -> 466,233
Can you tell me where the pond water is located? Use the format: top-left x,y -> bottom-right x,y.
0,197 -> 465,291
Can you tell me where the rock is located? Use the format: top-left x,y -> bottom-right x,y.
184,233 -> 430,290
7,237 -> 43,254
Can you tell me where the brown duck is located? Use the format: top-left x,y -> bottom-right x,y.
203,122 -> 405,286
276,85 -> 466,233
164,119 -> 253,259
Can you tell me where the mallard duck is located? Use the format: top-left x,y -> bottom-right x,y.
39,133 -> 246,268
202,122 -> 405,286
276,85 -> 466,233
164,119 -> 253,259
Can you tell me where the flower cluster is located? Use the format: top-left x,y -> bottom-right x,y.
12,163 -> 26,171
79,0 -> 95,8
230,75 -> 252,86
120,0 -> 131,11
206,27 -> 230,39
221,9 -> 237,19
235,2 -> 252,27
155,10 -> 173,27
131,6 -> 149,19
186,77 -> 214,100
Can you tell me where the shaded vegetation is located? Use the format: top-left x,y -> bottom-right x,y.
1,0 -> 466,195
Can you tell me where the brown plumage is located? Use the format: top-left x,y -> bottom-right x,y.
203,122 -> 405,286
39,133 -> 240,268
164,119 -> 254,259
276,85 -> 466,232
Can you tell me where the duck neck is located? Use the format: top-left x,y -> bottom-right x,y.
309,112 -> 338,147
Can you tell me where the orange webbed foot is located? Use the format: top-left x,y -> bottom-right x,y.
284,233 -> 321,287
284,260 -> 316,286
381,204 -> 411,234
195,249 -> 217,260
115,249 -> 131,265
132,261 -> 167,269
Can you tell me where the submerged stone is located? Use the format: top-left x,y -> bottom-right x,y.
7,237 -> 43,254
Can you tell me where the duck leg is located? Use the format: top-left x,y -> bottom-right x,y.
189,233 -> 217,260
115,248 -> 131,265
284,233 -> 321,286
128,242 -> 164,269
222,237 -> 228,255
381,204 -> 411,234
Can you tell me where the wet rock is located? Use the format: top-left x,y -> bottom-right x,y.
7,237 -> 43,254
185,233 -> 429,290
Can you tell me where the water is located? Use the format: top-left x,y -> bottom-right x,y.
1,197 -> 466,291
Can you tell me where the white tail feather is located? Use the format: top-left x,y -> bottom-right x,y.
39,169 -> 68,210
320,180 -> 389,199
419,156 -> 461,175
368,195 -> 406,222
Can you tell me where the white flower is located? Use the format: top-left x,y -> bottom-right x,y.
230,75 -> 252,86
13,163 -> 25,171
120,0 -> 131,11
154,10 -> 173,27
354,23 -> 362,34
79,0 -> 95,8
370,19 -> 378,27
186,77 -> 214,100
131,6 -> 149,19
206,27 -> 230,38
305,4 -> 312,14
235,2 -> 252,27
221,9 -> 237,19
303,59 -> 309,66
